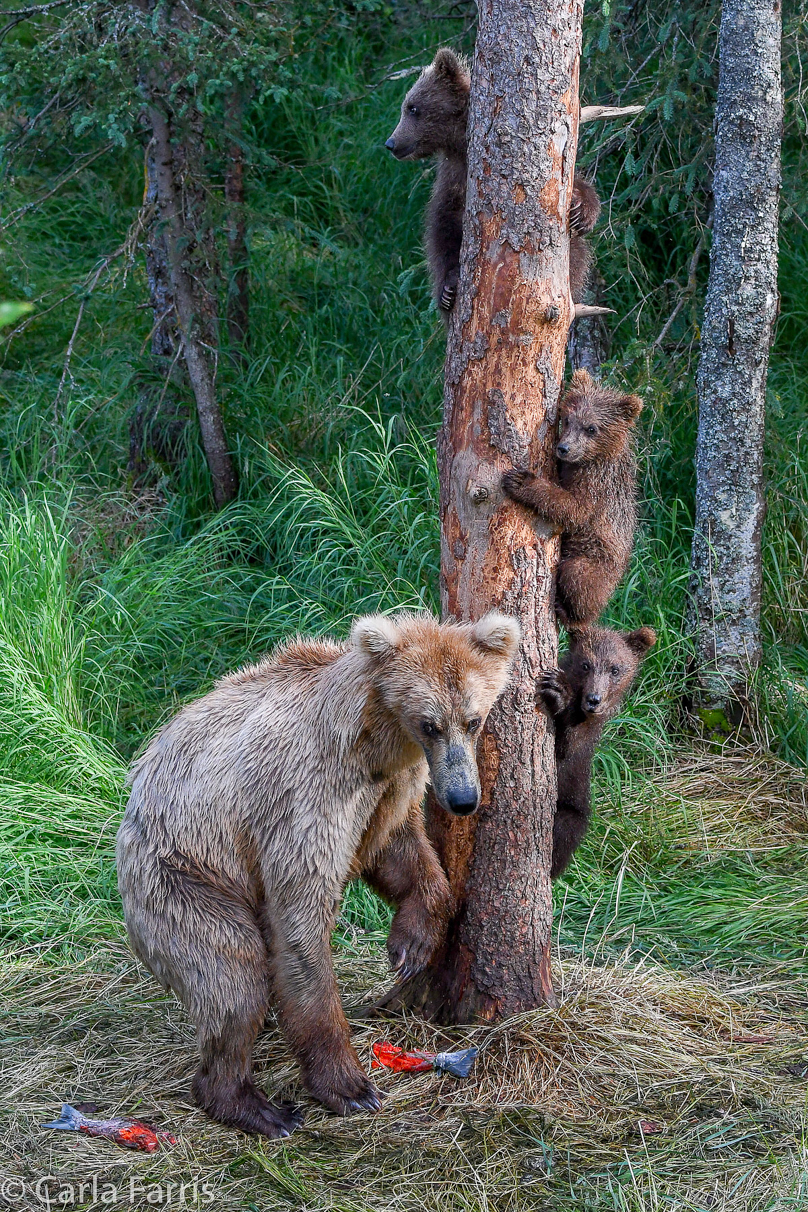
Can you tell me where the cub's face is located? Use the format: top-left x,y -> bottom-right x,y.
385,50 -> 469,161
563,627 -> 656,718
559,404 -> 634,465
556,370 -> 643,466
352,612 -> 520,816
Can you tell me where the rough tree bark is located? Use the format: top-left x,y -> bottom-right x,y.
390,0 -> 585,1023
687,0 -> 781,728
129,142 -> 189,480
148,103 -> 239,507
225,97 -> 249,362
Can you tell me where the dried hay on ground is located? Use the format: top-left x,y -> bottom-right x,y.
2,937 -> 807,1211
615,747 -> 808,856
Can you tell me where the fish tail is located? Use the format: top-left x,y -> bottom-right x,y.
41,1104 -> 84,1130
433,1047 -> 478,1079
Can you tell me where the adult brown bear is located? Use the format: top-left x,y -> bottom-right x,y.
117,611 -> 520,1138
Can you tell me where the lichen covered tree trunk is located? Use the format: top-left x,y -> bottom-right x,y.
225,95 -> 250,362
149,102 -> 239,508
687,0 -> 781,727
394,0 -> 584,1023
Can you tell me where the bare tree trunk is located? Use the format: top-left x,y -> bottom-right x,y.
389,0 -> 584,1024
568,267 -> 610,374
149,104 -> 239,507
225,122 -> 249,362
687,0 -> 781,728
129,142 -> 189,480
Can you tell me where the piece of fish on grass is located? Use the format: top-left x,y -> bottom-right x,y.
41,1104 -> 176,1152
371,1041 -> 478,1078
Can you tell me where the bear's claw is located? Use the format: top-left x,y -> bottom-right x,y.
502,468 -> 536,499
538,668 -> 573,715
439,283 -> 457,312
192,1073 -> 304,1139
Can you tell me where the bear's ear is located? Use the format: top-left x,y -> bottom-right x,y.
433,48 -> 467,88
569,368 -> 595,394
623,626 -> 656,657
470,612 -> 521,660
351,615 -> 401,660
619,393 -> 643,420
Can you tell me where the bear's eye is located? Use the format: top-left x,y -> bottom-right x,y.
407,104 -> 419,117
421,719 -> 441,738
610,665 -> 621,677
586,425 -> 597,436
580,661 -> 591,673
467,717 -> 482,734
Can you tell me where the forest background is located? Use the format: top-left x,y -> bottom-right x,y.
2,0 -> 808,1208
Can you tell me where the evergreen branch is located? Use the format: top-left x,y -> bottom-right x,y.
0,0 -> 74,43
0,143 -> 113,233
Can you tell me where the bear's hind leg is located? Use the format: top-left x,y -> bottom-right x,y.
556,553 -> 615,627
192,990 -> 303,1139
122,860 -> 302,1139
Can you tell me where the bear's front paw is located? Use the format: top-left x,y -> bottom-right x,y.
502,467 -> 537,501
570,179 -> 601,234
538,668 -> 573,715
438,271 -> 459,313
387,904 -> 446,983
304,1061 -> 384,1118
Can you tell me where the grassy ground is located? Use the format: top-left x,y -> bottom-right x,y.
2,1 -> 808,1207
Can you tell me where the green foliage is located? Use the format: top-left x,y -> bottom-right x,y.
0,301 -> 33,327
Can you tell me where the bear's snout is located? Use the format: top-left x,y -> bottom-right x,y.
443,785 -> 480,816
385,136 -> 396,151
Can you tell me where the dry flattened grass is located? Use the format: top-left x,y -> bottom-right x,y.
609,746 -> 808,857
2,936 -> 808,1211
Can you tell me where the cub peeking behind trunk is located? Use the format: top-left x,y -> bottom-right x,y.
539,625 -> 656,879
503,369 -> 643,628
385,47 -> 602,316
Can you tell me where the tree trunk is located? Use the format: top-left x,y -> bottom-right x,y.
687,0 -> 781,729
568,267 -> 610,374
148,103 -> 239,508
391,0 -> 584,1024
129,142 -> 189,480
225,121 -> 250,363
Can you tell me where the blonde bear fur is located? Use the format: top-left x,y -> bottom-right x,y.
116,611 -> 520,1138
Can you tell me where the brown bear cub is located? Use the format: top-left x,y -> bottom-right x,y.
117,611 -> 519,1138
386,48 -> 601,314
539,625 -> 656,878
503,369 -> 643,627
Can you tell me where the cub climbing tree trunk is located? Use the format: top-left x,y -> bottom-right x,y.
395,0 -> 585,1023
687,0 -> 781,727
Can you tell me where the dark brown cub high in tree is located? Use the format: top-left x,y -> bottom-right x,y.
386,48 -> 601,317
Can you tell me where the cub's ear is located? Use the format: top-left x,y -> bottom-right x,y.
623,626 -> 656,657
471,612 -> 521,660
569,368 -> 595,394
619,393 -> 643,420
351,614 -> 401,659
433,48 -> 468,88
